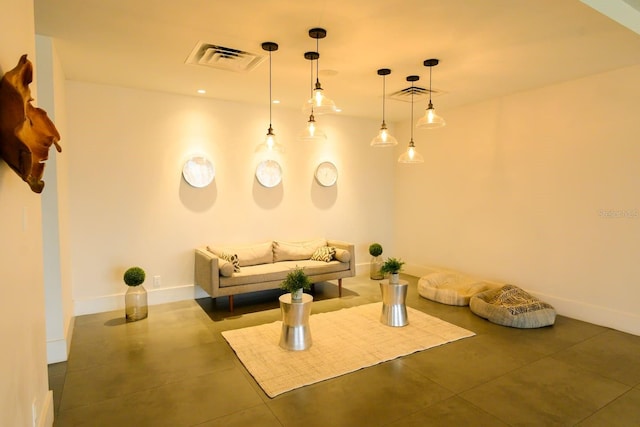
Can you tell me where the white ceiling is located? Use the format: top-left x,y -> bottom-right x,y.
34,0 -> 640,122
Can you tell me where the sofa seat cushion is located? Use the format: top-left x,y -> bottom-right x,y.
208,241 -> 273,267
273,238 -> 327,262
470,285 -> 556,328
418,271 -> 501,306
220,259 -> 348,288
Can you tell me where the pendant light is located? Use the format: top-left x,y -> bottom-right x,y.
416,58 -> 445,129
302,28 -> 338,115
299,51 -> 327,141
256,41 -> 284,153
399,75 -> 424,164
371,68 -> 398,147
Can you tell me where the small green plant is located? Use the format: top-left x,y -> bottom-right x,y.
380,257 -> 405,275
368,243 -> 383,257
280,266 -> 312,293
124,266 -> 146,286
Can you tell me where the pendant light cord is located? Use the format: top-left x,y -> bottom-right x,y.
269,49 -> 273,128
382,75 -> 386,124
410,83 -> 415,144
429,65 -> 433,105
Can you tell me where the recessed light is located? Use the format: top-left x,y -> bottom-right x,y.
272,100 -> 280,104
197,89 -> 206,94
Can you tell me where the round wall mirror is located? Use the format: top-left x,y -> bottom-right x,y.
182,155 -> 215,188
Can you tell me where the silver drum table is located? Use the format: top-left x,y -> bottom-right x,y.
380,279 -> 409,327
279,293 -> 313,350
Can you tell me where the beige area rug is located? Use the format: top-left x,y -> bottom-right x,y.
221,302 -> 475,397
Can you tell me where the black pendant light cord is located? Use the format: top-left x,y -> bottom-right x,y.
269,49 -> 273,129
410,83 -> 414,142
382,75 -> 386,125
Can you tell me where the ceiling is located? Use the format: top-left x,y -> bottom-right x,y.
34,0 -> 640,122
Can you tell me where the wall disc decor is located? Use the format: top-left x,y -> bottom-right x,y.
315,161 -> 338,187
182,155 -> 215,188
256,159 -> 282,188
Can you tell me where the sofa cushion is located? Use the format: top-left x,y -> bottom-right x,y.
273,238 -> 327,262
333,248 -> 351,263
311,246 -> 335,262
218,259 -> 234,277
208,241 -> 273,267
220,259 -> 348,287
219,252 -> 241,272
470,285 -> 556,328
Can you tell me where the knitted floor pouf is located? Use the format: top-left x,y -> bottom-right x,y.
470,285 -> 556,328
418,271 -> 501,306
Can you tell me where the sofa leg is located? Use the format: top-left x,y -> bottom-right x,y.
228,295 -> 234,312
338,278 -> 342,297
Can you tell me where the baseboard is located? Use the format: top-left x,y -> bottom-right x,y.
529,291 -> 640,336
47,316 -> 74,363
405,263 -> 640,336
46,339 -> 68,364
73,284 -> 201,316
40,390 -> 54,427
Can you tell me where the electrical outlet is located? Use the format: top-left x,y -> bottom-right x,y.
153,275 -> 161,288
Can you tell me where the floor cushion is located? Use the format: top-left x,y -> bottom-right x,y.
470,285 -> 556,328
418,271 -> 501,306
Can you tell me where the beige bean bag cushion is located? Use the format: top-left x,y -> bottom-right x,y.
470,285 -> 556,328
418,271 -> 501,306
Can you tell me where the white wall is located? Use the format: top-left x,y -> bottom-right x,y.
64,82 -> 396,314
36,35 -> 74,364
0,2 -> 54,426
395,65 -> 640,335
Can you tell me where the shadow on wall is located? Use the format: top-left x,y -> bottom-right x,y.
179,179 -> 217,212
253,179 -> 283,209
311,180 -> 338,210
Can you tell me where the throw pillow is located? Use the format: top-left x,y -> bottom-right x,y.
311,246 -> 335,262
219,252 -> 241,272
218,260 -> 234,277
333,248 -> 351,263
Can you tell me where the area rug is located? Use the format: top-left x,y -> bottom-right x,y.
221,302 -> 475,397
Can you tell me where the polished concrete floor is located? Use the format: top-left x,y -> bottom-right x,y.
49,274 -> 640,426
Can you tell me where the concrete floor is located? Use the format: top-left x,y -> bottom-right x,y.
49,274 -> 640,426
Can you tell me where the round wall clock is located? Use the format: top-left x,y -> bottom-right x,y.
256,159 -> 282,188
315,161 -> 338,187
182,155 -> 215,188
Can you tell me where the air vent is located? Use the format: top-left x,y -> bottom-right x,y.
185,41 -> 266,72
388,86 -> 444,103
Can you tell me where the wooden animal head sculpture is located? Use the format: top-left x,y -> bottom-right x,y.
0,54 -> 61,193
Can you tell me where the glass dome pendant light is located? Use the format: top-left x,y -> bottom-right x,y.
371,68 -> 398,147
399,75 -> 424,164
302,28 -> 338,115
257,41 -> 284,153
416,58 -> 445,129
299,51 -> 327,141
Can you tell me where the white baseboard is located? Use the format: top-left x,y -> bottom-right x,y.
40,390 -> 54,427
73,284 -> 201,316
405,263 -> 640,336
46,339 -> 68,364
529,291 -> 640,336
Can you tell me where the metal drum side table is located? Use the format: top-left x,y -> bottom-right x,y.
279,293 -> 313,350
380,279 -> 409,327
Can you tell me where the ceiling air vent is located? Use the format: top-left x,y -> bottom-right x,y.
185,41 -> 266,72
388,86 -> 443,103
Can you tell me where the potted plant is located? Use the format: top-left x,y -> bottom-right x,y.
280,266 -> 312,301
369,243 -> 384,280
380,257 -> 405,284
124,266 -> 148,321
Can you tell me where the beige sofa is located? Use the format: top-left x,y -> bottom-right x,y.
194,238 -> 355,311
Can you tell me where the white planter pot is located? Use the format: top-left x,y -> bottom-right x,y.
291,288 -> 304,302
389,273 -> 400,284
